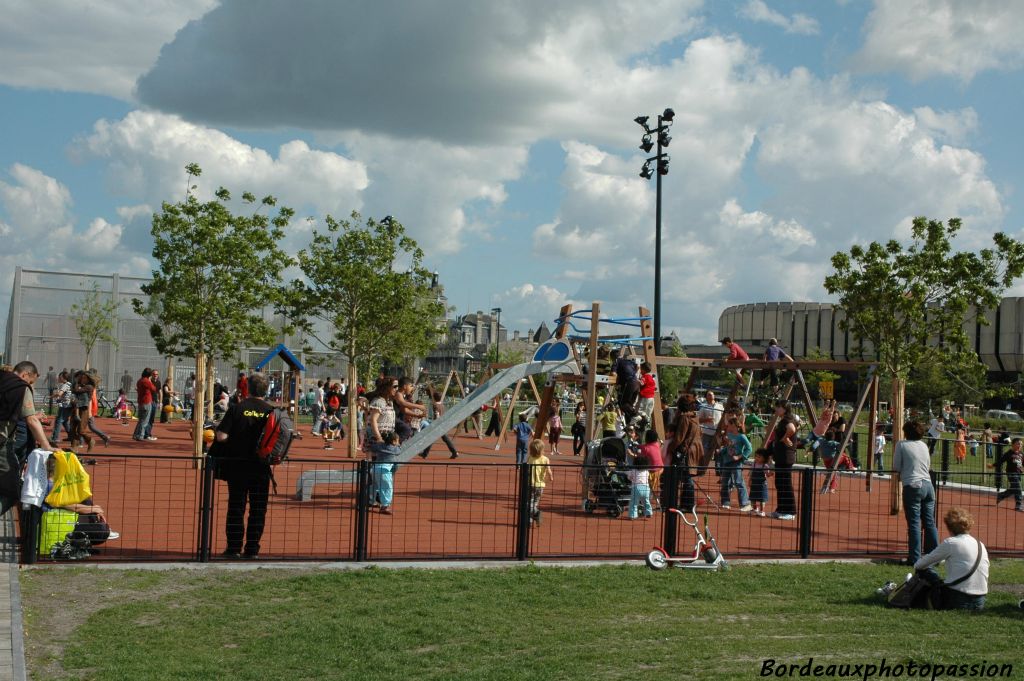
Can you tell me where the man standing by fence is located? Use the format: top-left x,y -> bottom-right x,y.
214,372 -> 272,560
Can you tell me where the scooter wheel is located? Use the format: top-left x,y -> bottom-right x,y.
646,549 -> 669,570
583,499 -> 594,513
610,505 -> 622,518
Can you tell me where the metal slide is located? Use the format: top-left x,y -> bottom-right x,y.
397,338 -> 580,462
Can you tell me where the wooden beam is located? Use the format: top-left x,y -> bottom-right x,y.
527,375 -> 543,404
654,357 -> 873,371
819,366 -> 876,494
795,370 -> 819,430
495,379 -> 523,450
533,304 -> 573,443
639,306 -> 665,440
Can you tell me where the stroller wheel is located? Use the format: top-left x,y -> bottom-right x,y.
646,549 -> 669,570
609,505 -> 622,518
583,499 -> 595,513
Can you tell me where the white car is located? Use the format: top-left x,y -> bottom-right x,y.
984,409 -> 1021,422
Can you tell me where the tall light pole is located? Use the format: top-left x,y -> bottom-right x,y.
491,307 -> 502,363
635,108 -> 675,354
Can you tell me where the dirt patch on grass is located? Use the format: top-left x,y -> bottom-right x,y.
19,567 -> 317,680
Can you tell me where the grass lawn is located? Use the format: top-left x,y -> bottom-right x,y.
19,561 -> 1024,681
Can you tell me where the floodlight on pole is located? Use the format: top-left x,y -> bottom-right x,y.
633,107 -> 675,355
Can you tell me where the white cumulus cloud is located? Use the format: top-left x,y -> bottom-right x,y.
854,0 -> 1024,82
739,0 -> 820,35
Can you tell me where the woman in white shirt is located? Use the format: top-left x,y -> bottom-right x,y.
915,507 -> 989,610
893,420 -> 939,565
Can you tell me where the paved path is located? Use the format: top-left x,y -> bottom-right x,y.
0,511 -> 26,681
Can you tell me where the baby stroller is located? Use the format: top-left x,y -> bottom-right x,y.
581,437 -> 633,517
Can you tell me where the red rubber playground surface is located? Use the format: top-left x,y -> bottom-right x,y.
28,416 -> 1024,563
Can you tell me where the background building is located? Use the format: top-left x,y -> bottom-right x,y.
715,300 -> 1024,378
4,266 -> 346,395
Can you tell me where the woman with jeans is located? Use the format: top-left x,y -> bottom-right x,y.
50,372 -> 73,443
893,420 -> 939,565
915,507 -> 988,610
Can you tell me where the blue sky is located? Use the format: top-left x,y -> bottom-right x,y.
3,0 -> 1024,345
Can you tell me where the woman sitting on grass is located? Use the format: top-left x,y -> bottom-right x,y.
915,507 -> 989,611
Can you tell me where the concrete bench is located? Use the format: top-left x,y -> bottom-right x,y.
295,469 -> 358,501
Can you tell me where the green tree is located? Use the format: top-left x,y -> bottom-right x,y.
284,213 -> 445,457
824,217 -> 1024,508
657,345 -> 691,402
134,163 -> 293,458
70,283 -> 120,370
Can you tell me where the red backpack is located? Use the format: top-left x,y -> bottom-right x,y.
327,392 -> 341,410
255,408 -> 295,466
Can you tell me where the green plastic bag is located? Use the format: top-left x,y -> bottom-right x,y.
39,509 -> 78,555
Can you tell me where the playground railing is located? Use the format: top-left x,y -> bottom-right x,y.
17,455 -> 1024,564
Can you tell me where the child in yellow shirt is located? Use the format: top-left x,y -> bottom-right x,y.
528,439 -> 553,527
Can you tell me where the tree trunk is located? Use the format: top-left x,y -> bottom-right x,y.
193,352 -> 206,464
890,376 -> 905,514
206,364 -> 215,420
347,351 -> 359,459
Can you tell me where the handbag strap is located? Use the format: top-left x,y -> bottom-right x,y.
945,537 -> 984,588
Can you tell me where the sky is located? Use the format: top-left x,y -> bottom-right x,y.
3,0 -> 1024,344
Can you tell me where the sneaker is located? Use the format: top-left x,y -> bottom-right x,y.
756,510 -> 766,517
876,581 -> 897,596
221,550 -> 241,559
106,531 -> 120,540
739,504 -> 753,512
721,504 -> 732,509
996,493 -> 1007,505
771,512 -> 795,520
380,507 -> 393,515
146,436 -> 158,441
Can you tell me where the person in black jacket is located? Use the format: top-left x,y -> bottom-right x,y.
214,372 -> 273,559
0,361 -> 54,513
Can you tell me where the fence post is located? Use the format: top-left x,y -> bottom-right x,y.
515,462 -> 531,560
798,467 -> 814,558
19,505 -> 41,565
993,443 -> 1005,490
662,464 -> 680,556
354,460 -> 370,562
850,432 -> 860,468
940,439 -> 950,486
197,456 -> 215,562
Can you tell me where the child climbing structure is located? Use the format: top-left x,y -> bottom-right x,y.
396,302 -> 891,507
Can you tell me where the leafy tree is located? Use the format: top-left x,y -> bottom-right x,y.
656,345 -> 691,402
284,213 -> 445,457
824,217 -> 1024,508
70,283 -> 120,370
134,163 -> 294,458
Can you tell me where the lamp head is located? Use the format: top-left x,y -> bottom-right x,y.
639,164 -> 653,180
657,158 -> 670,176
662,108 -> 675,122
639,135 -> 654,153
658,131 -> 671,148
634,115 -> 649,127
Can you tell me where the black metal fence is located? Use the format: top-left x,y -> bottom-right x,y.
18,454 -> 1024,564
